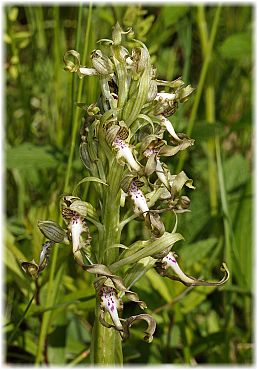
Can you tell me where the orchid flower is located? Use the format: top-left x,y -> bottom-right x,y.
112,136 -> 141,172
68,214 -> 87,254
158,252 -> 229,287
128,179 -> 149,215
154,91 -> 178,116
155,92 -> 176,101
100,286 -> 123,331
143,147 -> 170,189
159,115 -> 182,142
79,67 -> 98,76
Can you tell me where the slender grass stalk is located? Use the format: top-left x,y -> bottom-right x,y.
165,48 -> 176,93
67,348 -> 90,366
7,294 -> 35,344
35,6 -> 46,50
176,5 -> 221,173
197,5 -> 218,215
53,5 -> 63,148
64,4 -> 93,193
215,135 -> 234,361
215,137 -> 233,284
71,5 -> 83,136
176,18 -> 192,140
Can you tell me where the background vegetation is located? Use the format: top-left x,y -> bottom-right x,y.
4,3 -> 253,365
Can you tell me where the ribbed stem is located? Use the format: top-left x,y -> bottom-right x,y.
101,159 -> 124,265
91,159 -> 124,364
91,305 -> 123,365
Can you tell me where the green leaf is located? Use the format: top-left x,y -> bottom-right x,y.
219,32 -> 252,60
110,232 -> 183,271
191,120 -> 223,141
162,6 -> 189,27
48,318 -> 67,364
6,143 -> 58,170
123,257 -> 156,289
179,286 -> 216,314
145,269 -> 172,303
73,176 -> 108,192
4,247 -> 26,280
179,238 -> 218,268
231,180 -> 252,289
223,153 -> 250,192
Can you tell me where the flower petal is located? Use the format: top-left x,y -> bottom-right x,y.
70,216 -> 85,254
160,116 -> 181,142
129,181 -> 149,214
113,138 -> 141,172
122,314 -> 156,342
160,252 -> 230,287
100,287 -> 123,331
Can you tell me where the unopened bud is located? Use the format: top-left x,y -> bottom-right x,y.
179,195 -> 191,209
69,200 -> 88,217
112,22 -> 123,45
38,220 -> 66,243
80,142 -> 92,171
91,49 -> 113,75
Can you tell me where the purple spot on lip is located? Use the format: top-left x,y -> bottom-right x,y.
111,306 -> 114,312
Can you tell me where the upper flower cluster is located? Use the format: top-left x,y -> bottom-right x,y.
63,23 -> 196,237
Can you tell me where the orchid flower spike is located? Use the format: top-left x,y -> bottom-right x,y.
100,286 -> 123,331
159,252 -> 229,287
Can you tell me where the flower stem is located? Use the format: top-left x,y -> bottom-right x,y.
101,160 -> 124,265
91,160 -> 124,364
91,305 -> 123,365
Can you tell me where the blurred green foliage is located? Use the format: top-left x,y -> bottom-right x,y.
4,4 -> 253,365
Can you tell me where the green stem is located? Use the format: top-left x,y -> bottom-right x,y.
7,294 -> 35,344
91,160 -> 124,364
35,246 -> 59,364
90,305 -> 123,365
101,160 -> 124,265
176,5 -> 221,172
197,5 -> 218,215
